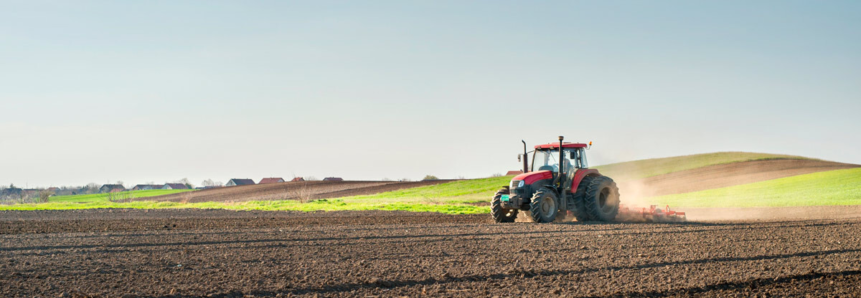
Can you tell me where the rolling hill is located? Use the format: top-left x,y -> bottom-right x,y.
593,151 -> 814,179
3,151 -> 857,215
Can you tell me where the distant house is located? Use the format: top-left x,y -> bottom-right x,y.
132,184 -> 162,191
291,177 -> 305,182
1,187 -> 22,197
163,183 -> 189,190
259,177 -> 285,184
322,177 -> 343,182
99,184 -> 126,193
225,179 -> 255,187
506,170 -> 523,176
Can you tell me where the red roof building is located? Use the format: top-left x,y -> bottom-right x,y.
259,178 -> 285,184
291,177 -> 305,182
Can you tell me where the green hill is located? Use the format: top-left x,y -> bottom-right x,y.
594,152 -> 810,180
651,168 -> 861,208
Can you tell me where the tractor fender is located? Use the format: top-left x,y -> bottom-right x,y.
569,169 -> 601,194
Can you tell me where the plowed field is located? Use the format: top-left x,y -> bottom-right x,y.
139,180 -> 452,203
2,209 -> 860,297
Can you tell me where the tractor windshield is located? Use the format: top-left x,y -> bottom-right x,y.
532,148 -> 584,173
532,149 -> 567,173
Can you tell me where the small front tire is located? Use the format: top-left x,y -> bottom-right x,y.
491,189 -> 518,223
529,188 -> 559,223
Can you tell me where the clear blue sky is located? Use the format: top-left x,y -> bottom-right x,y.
1,1 -> 859,187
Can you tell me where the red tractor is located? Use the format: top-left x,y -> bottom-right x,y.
492,136 -> 620,223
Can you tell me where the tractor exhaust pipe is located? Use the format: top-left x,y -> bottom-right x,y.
557,136 -> 564,192
558,136 -> 564,176
521,140 -> 528,173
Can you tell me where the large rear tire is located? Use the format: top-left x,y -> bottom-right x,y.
529,188 -> 559,223
571,177 -> 593,222
583,176 -> 620,222
491,189 -> 518,223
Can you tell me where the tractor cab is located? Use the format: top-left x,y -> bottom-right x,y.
531,143 -> 589,174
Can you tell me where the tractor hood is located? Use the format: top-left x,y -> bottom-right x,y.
512,171 -> 553,185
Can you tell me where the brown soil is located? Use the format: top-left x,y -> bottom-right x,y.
3,209 -> 861,297
618,159 -> 858,198
139,180 -> 452,203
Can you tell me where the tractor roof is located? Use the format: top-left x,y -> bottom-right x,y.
534,142 -> 587,150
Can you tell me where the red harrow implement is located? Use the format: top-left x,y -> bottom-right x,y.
617,205 -> 686,222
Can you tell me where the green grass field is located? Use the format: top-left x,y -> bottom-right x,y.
48,189 -> 195,203
0,199 -> 488,214
651,168 -> 861,208
335,175 -> 512,204
595,152 -> 810,180
0,178 -> 510,214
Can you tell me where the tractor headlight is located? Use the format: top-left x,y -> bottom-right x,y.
510,180 -> 524,189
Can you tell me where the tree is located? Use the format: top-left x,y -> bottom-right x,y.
202,179 -> 223,187
38,190 -> 53,203
290,182 -> 314,203
176,178 -> 193,189
85,183 -> 101,194
422,175 -> 439,181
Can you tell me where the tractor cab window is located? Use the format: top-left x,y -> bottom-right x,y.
532,149 -> 574,173
532,148 -> 586,173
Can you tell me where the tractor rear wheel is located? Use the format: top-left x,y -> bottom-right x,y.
571,177 -> 593,222
529,188 -> 559,223
583,176 -> 620,222
491,189 -> 518,223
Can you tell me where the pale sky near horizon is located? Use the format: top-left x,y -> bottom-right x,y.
1,1 -> 860,188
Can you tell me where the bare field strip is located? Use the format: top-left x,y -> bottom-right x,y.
2,209 -> 861,297
138,180 -> 453,203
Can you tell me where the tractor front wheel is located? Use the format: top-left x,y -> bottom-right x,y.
529,188 -> 559,223
491,189 -> 518,223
